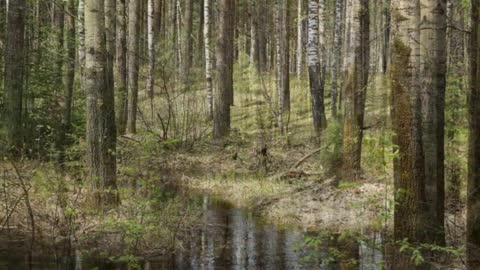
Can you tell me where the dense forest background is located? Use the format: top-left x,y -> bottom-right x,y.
0,0 -> 480,269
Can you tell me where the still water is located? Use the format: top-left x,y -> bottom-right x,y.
0,196 -> 383,270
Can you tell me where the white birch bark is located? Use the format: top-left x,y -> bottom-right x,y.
204,0 -> 213,119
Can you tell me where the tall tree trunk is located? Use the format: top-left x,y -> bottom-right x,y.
84,0 -> 118,207
204,0 -> 213,119
250,0 -> 259,67
467,0 -> 480,266
183,0 -> 193,88
420,0 -> 447,245
4,0 -> 26,157
331,0 -> 343,118
147,0 -> 155,117
127,0 -> 140,134
276,0 -> 290,134
382,0 -> 391,74
341,0 -> 370,180
105,0 -> 115,99
296,0 -> 303,76
390,0 -> 429,266
77,0 -> 86,87
213,0 -> 235,139
115,0 -> 128,134
257,0 -> 268,73
58,0 -> 76,163
307,0 -> 327,138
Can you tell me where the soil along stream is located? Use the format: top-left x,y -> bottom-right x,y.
0,193 -> 384,270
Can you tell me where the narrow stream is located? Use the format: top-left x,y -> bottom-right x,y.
0,195 -> 383,270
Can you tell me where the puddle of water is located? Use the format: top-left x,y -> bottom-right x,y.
0,195 -> 384,270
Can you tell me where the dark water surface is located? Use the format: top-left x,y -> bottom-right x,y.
0,195 -> 383,270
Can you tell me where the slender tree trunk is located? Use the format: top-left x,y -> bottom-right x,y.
307,0 -> 327,138
147,0 -> 155,117
390,0 -> 429,266
467,0 -> 480,266
213,0 -> 235,139
84,0 -> 118,207
77,0 -> 86,87
250,0 -> 259,67
296,0 -> 303,76
115,0 -> 128,134
4,0 -> 26,157
58,0 -> 76,163
331,0 -> 343,118
420,0 -> 447,245
183,0 -> 193,88
341,0 -> 370,180
127,0 -> 140,134
382,0 -> 391,74
204,0 -> 214,119
276,0 -> 290,134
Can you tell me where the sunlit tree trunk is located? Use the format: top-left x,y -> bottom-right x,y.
307,0 -> 327,138
204,0 -> 213,119
127,0 -> 140,134
467,0 -> 480,266
213,0 -> 235,139
420,0 -> 447,245
77,0 -> 86,86
250,0 -> 259,66
390,0 -> 429,266
296,0 -> 303,76
84,0 -> 118,207
147,0 -> 155,116
4,0 -> 26,157
341,0 -> 369,180
276,0 -> 290,133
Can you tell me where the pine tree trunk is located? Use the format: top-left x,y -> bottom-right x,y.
58,0 -> 76,163
213,0 -> 235,139
115,0 -> 128,134
307,0 -> 327,138
341,0 -> 370,180
467,0 -> 480,266
4,0 -> 26,157
331,0 -> 343,118
204,0 -> 214,119
257,0 -> 268,73
84,0 -> 118,207
390,0 -> 429,266
127,0 -> 140,134
420,0 -> 447,245
276,0 -> 290,134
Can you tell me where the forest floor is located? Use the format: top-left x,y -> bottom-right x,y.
131,134 -> 392,233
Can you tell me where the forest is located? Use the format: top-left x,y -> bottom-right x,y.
0,0 -> 479,269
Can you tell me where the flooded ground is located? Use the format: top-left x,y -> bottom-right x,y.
0,195 -> 384,270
